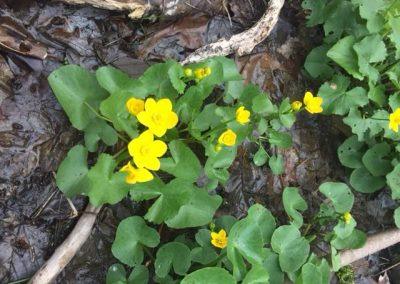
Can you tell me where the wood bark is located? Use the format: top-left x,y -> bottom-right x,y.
28,205 -> 102,284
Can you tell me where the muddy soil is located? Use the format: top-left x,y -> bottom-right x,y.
0,0 -> 398,283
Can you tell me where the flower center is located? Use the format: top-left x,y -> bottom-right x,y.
140,145 -> 151,156
223,135 -> 234,144
152,113 -> 163,124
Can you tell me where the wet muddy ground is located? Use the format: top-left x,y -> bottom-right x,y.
0,0 -> 399,283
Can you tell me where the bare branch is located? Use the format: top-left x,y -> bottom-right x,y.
28,204 -> 102,284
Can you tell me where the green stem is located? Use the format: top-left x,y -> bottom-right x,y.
204,252 -> 227,267
143,246 -> 155,261
116,132 -> 129,143
84,102 -> 113,123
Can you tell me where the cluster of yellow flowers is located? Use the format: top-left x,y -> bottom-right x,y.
121,98 -> 179,184
343,212 -> 352,224
215,106 -> 251,152
184,67 -> 212,80
291,91 -> 323,114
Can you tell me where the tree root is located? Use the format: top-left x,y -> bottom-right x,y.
28,204 -> 102,284
339,228 -> 400,267
181,0 -> 285,64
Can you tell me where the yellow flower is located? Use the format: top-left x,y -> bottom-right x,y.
211,229 -> 227,249
343,212 -> 352,224
218,129 -> 237,147
236,106 -> 250,125
126,98 -> 145,116
128,130 -> 167,170
291,101 -> 302,111
137,98 -> 179,137
120,161 -> 153,184
215,144 -> 222,152
303,91 -> 323,114
184,68 -> 193,77
194,67 -> 211,80
389,108 -> 400,132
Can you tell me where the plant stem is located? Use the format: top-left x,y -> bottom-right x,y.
143,246 -> 155,262
84,101 -> 113,123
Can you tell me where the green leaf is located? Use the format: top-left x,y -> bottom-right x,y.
331,229 -> 366,249
302,0 -> 328,26
327,36 -> 363,80
190,247 -> 218,265
140,61 -> 178,99
352,0 -> 390,19
214,215 -> 237,233
86,154 -> 130,206
191,103 -> 220,131
48,65 -> 109,130
100,89 -> 145,138
263,252 -> 284,284
111,216 -> 160,266
252,93 -> 276,116
319,76 -> 368,115
395,207 -> 400,228
160,140 -> 202,182
350,166 -> 386,193
84,119 -> 118,152
269,154 -> 284,175
253,146 -> 269,166
362,143 -> 392,176
195,229 -> 212,247
167,62 -> 186,94
271,225 -> 301,254
368,85 -> 386,107
243,264 -> 269,284
96,66 -> 143,95
282,187 -> 308,228
212,56 -> 242,81
353,34 -> 387,84
56,145 -> 89,198
205,146 -> 237,183
331,247 -> 341,272
106,264 -> 127,284
319,182 -> 354,213
155,242 -> 191,278
337,135 -> 365,169
128,265 -> 149,284
247,204 -> 276,245
225,80 -> 244,102
343,109 -> 384,141
279,98 -> 296,128
181,267 -> 235,284
387,164 -> 400,199
176,85 -> 205,124
389,17 -> 400,59
304,45 -> 334,79
334,218 -> 356,239
136,179 -> 221,228
269,130 -> 292,149
279,237 -> 310,273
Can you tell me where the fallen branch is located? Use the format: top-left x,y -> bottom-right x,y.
339,228 -> 400,267
181,0 -> 285,64
28,204 -> 102,284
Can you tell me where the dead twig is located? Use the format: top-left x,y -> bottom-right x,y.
28,204 -> 102,284
181,0 -> 285,64
339,228 -> 400,267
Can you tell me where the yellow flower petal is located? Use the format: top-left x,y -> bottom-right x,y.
145,98 -> 157,111
291,101 -> 302,111
142,157 -> 161,171
120,162 -> 153,184
236,106 -> 250,125
303,91 -> 313,105
151,140 -> 168,157
218,129 -> 237,146
158,98 -> 173,111
166,112 -> 179,129
126,98 -> 145,116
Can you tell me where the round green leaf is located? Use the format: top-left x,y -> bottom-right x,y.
56,145 -> 89,198
247,204 -> 276,245
214,215 -> 237,233
253,146 -> 269,166
111,216 -> 160,267
278,237 -> 310,273
271,225 -> 300,254
269,154 -> 284,175
350,167 -> 385,193
181,267 -> 235,284
337,136 -> 364,169
362,143 -> 392,177
190,247 -> 218,265
282,187 -> 307,228
155,242 -> 191,278
387,164 -> 400,199
298,263 -> 322,284
319,182 -> 354,213
333,218 -> 357,239
127,265 -> 149,284
106,264 -> 126,284
242,264 -> 269,284
331,229 -> 366,250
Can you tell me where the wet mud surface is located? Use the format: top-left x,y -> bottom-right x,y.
0,0 -> 398,283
